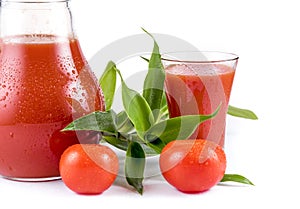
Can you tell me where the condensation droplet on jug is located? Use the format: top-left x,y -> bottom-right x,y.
9,132 -> 14,138
0,96 -> 6,101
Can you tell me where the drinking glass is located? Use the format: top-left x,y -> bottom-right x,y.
163,51 -> 238,147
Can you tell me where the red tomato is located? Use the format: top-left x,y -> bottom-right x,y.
159,139 -> 226,193
59,144 -> 119,194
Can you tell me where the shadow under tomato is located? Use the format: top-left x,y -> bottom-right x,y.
217,182 -> 251,187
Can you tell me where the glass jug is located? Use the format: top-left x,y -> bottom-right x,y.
0,0 -> 105,180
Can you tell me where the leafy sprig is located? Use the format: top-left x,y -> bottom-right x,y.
63,29 -> 256,194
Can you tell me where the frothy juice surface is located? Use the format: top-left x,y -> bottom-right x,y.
0,35 -> 105,178
164,64 -> 235,146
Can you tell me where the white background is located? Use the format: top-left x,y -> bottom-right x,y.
1,0 -> 300,208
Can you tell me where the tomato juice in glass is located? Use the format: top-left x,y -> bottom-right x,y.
163,52 -> 238,147
0,35 -> 105,179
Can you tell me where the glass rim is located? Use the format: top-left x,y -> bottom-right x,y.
161,51 -> 239,64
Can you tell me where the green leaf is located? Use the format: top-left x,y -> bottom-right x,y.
102,135 -> 129,151
116,111 -> 135,133
142,28 -> 165,121
227,105 -> 258,120
99,61 -> 117,110
157,94 -> 169,121
220,174 -> 255,186
160,92 -> 167,108
146,138 -> 166,154
140,56 -> 150,62
144,105 -> 220,152
116,69 -> 154,138
125,141 -> 146,195
140,143 -> 160,155
62,110 -> 117,134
